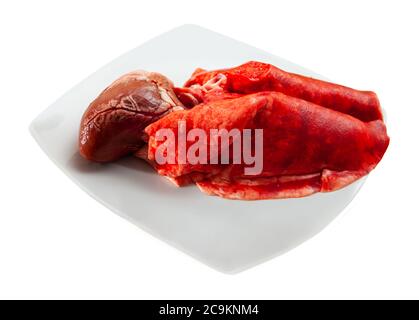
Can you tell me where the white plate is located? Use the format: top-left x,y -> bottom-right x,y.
30,24 -> 364,273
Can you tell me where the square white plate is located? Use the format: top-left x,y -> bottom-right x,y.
30,24 -> 364,273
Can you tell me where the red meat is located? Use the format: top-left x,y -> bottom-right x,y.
180,61 -> 383,122
145,91 -> 389,200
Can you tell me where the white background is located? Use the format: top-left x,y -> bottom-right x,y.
0,0 -> 418,299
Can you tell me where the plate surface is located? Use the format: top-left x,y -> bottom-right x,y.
30,24 -> 364,273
